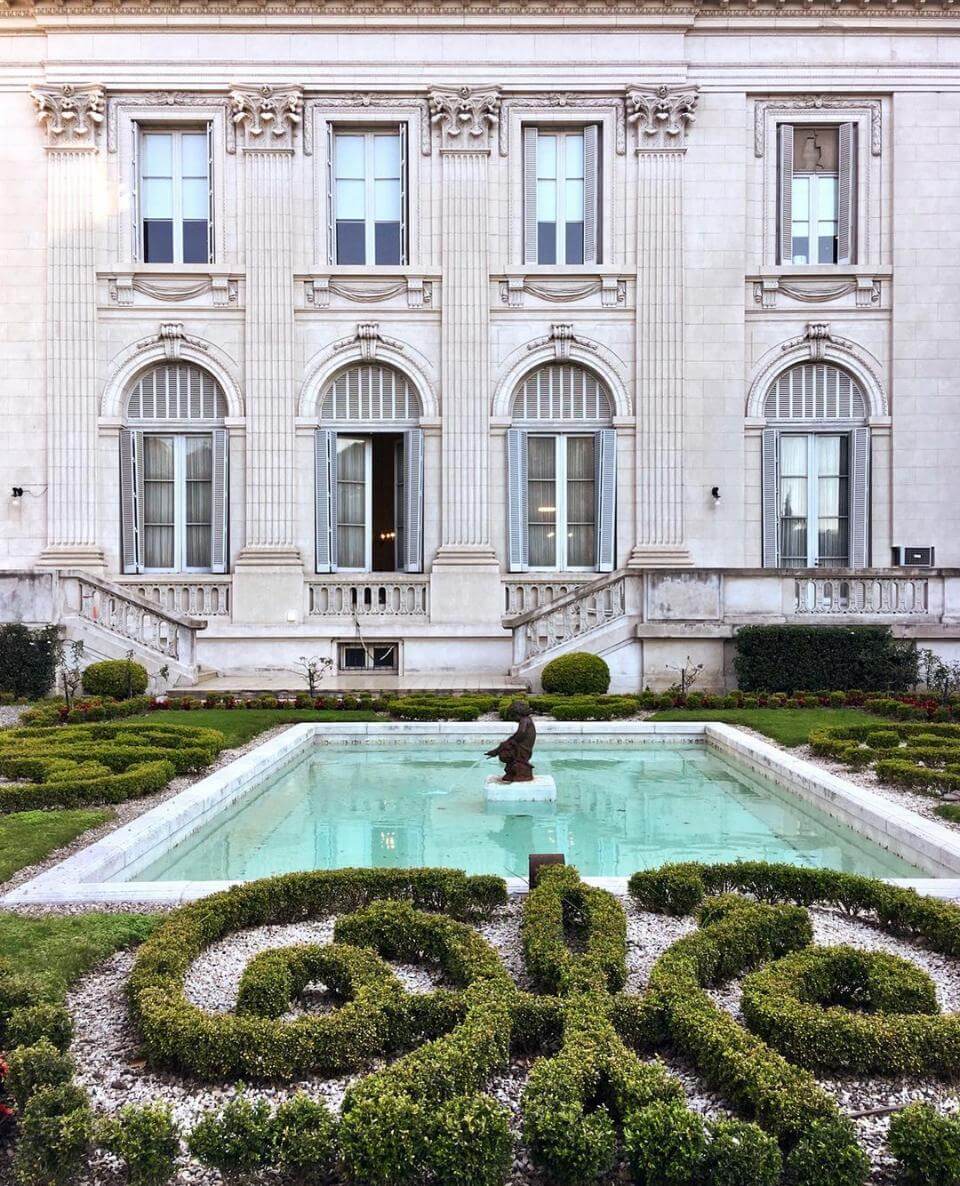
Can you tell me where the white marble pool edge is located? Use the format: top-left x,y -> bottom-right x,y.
7,721 -> 960,906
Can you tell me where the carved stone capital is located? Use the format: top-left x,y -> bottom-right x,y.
230,85 -> 303,150
32,84 -> 105,148
429,86 -> 501,151
626,86 -> 698,150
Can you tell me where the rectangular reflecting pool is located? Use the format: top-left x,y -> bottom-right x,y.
131,742 -> 922,882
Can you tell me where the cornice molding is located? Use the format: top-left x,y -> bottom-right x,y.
498,94 -> 626,156
754,96 -> 882,157
428,85 -> 501,151
32,83 -> 105,147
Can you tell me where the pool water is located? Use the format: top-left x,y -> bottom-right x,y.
132,744 -> 922,883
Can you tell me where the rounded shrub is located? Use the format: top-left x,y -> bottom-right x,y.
187,1095 -> 273,1174
6,1002 -> 73,1052
6,1040 -> 75,1108
625,1099 -> 709,1186
541,652 -> 610,696
270,1093 -> 338,1177
81,659 -> 149,700
12,1082 -> 94,1186
704,1118 -> 782,1186
98,1102 -> 180,1186
889,1102 -> 960,1186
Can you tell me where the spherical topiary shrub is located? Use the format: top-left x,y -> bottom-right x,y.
540,652 -> 610,696
81,659 -> 149,700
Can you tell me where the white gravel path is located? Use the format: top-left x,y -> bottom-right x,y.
63,893 -> 960,1185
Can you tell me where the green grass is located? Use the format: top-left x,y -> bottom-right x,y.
935,803 -> 960,825
0,808 -> 113,885
126,707 -> 380,748
648,706 -> 880,747
0,912 -> 158,999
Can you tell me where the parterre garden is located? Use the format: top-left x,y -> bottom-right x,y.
3,861 -> 960,1184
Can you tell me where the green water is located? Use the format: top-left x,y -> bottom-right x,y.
132,744 -> 922,883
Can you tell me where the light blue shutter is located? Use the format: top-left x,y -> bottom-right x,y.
327,124 -> 336,265
595,429 -> 616,571
206,122 -> 215,265
523,126 -> 538,265
837,122 -> 857,267
120,428 -> 143,573
778,125 -> 793,265
210,428 -> 228,573
850,427 -> 870,569
402,428 -> 424,573
507,427 -> 528,572
131,124 -> 142,261
584,124 -> 600,266
762,428 -> 779,568
315,428 -> 337,573
399,122 -> 409,266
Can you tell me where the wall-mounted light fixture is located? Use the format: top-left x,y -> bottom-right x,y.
711,486 -> 721,503
10,487 -> 24,499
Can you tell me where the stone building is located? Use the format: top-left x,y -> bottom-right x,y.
1,0 -> 959,691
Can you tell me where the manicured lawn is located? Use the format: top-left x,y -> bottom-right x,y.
649,706 -> 880,747
0,911 -> 158,999
0,808 -> 113,884
127,707 -> 380,748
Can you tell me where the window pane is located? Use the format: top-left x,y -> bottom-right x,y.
779,436 -> 808,475
144,527 -> 174,570
791,176 -> 809,220
565,133 -> 584,179
336,222 -> 365,265
337,439 -> 366,569
143,177 -> 173,219
185,436 -> 212,571
528,437 -> 557,568
779,476 -> 807,518
527,436 -> 556,481
816,435 -> 842,475
374,222 -> 401,265
185,436 -> 212,480
566,437 -> 595,568
144,436 -> 175,480
180,133 -> 208,178
143,221 -> 174,264
335,135 -> 365,179
779,519 -> 808,568
565,177 -> 584,222
182,221 -> 209,264
528,525 -> 556,568
374,134 -> 401,178
566,435 -> 594,480
374,178 -> 401,221
336,178 -> 365,220
537,223 -> 556,265
143,437 -> 175,570
537,178 -> 557,222
536,134 -> 557,178
181,177 -> 208,221
142,133 -> 172,176
565,222 -> 584,266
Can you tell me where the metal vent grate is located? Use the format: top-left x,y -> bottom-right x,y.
512,364 -> 613,423
126,364 -> 227,422
765,363 -> 867,421
320,364 -> 422,423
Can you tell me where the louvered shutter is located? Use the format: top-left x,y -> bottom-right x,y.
120,428 -> 144,573
399,122 -> 408,266
327,124 -> 336,264
131,124 -> 142,261
315,429 -> 337,573
206,122 -> 215,265
778,125 -> 794,265
761,428 -> 780,568
507,427 -> 529,572
210,428 -> 229,573
850,427 -> 870,569
595,428 -> 616,572
522,126 -> 538,265
584,124 -> 600,265
402,428 -> 424,573
837,122 -> 857,266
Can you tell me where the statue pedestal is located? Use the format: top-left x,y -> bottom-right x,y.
484,774 -> 556,803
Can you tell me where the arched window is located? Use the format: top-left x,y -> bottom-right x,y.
506,363 -> 616,574
761,362 -> 869,569
121,363 -> 229,575
314,364 -> 424,575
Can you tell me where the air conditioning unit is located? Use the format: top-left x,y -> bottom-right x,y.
892,546 -> 935,568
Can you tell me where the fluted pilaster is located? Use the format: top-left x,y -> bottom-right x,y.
627,86 -> 698,568
431,86 -> 500,565
233,85 -> 302,564
33,84 -> 105,568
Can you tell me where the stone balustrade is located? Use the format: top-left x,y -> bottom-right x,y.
307,577 -> 430,618
117,578 -> 232,618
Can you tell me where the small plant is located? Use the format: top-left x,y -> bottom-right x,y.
99,1101 -> 180,1186
6,1040 -> 75,1109
187,1094 -> 274,1175
59,640 -> 84,709
81,658 -> 149,701
0,624 -> 60,701
665,655 -> 705,697
12,1082 -> 94,1186
270,1093 -> 337,1176
297,655 -> 333,697
919,648 -> 960,706
541,652 -> 611,696
889,1102 -> 960,1186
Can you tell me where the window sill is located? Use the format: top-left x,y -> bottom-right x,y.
496,270 -> 629,309
101,266 -> 242,309
748,267 -> 890,311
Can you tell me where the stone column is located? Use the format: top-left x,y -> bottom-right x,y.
428,86 -> 503,623
32,84 -> 106,570
230,85 -> 305,623
626,86 -> 699,568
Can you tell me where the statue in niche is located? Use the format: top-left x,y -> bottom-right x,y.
485,701 -> 536,782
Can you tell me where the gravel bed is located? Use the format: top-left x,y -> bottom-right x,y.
63,892 -> 960,1185
0,704 -> 27,729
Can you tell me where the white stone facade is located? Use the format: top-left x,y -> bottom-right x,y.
2,0 -> 960,690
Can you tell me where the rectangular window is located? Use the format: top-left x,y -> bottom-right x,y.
141,128 -> 211,265
536,130 -> 585,265
336,436 -> 371,570
338,642 -> 399,672
142,434 -> 213,572
779,123 -> 856,266
527,435 -> 596,570
333,129 -> 405,266
778,433 -> 849,568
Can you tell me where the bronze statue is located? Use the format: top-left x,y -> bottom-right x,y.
485,701 -> 536,783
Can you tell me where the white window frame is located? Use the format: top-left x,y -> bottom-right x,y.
141,432 -> 215,575
330,125 -> 407,267
138,125 -> 213,266
338,641 -> 400,673
777,432 -> 850,569
534,127 -> 587,266
527,433 -> 596,573
335,435 -> 374,572
789,172 -> 839,267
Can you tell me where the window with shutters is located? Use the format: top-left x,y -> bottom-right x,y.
120,363 -> 229,575
138,126 -> 212,265
507,363 -> 616,573
315,364 -> 423,574
330,127 -> 406,266
778,123 -> 857,266
523,126 -> 600,266
761,363 -> 870,569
